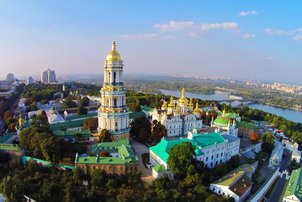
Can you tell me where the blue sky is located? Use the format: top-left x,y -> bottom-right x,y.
0,1 -> 301,84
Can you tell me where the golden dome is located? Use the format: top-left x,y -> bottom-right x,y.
193,102 -> 201,113
161,100 -> 168,110
168,96 -> 175,108
178,88 -> 188,104
106,41 -> 122,61
174,104 -> 180,113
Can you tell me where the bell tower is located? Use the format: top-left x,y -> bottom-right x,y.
98,41 -> 129,140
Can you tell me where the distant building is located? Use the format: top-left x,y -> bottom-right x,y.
283,168 -> 302,202
209,164 -> 256,202
6,73 -> 14,84
75,139 -> 139,175
149,130 -> 240,179
41,68 -> 56,84
27,76 -> 34,85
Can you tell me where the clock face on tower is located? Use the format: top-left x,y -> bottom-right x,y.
98,42 -> 130,140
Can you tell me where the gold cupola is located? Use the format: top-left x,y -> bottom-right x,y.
178,87 -> 188,104
188,98 -> 194,108
106,41 -> 122,61
168,96 -> 175,108
193,102 -> 201,113
161,100 -> 168,110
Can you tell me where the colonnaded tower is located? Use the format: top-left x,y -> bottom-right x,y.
98,41 -> 129,140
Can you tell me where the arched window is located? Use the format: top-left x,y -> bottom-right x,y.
113,72 -> 116,84
114,98 -> 117,107
108,72 -> 111,83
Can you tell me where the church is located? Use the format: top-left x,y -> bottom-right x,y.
97,42 -> 129,141
152,88 -> 203,137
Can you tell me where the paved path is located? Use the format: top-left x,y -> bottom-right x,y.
130,138 -> 152,177
268,175 -> 287,202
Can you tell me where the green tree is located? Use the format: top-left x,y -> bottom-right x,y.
83,118 -> 98,131
129,116 -> 151,143
167,142 -> 196,179
80,97 -> 90,107
98,129 -> 112,142
40,136 -> 63,164
91,169 -> 107,187
0,175 -> 24,202
262,132 -> 275,153
151,120 -> 167,143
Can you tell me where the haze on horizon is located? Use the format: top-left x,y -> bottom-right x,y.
0,1 -> 301,84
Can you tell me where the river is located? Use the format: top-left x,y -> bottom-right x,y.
159,89 -> 302,124
248,104 -> 302,124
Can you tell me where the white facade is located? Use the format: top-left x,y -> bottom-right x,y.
97,42 -> 129,140
41,68 -> 56,84
152,89 -> 203,137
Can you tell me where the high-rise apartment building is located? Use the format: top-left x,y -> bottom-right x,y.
41,69 -> 56,84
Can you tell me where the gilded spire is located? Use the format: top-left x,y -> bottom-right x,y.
106,41 -> 121,61
181,87 -> 185,97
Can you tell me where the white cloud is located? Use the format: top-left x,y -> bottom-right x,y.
239,11 -> 257,16
154,21 -> 194,32
118,33 -> 174,40
264,27 -> 302,42
293,34 -> 302,41
200,22 -> 239,31
242,33 -> 256,39
154,20 -> 240,33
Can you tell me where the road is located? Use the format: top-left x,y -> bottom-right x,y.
268,175 -> 287,202
130,138 -> 152,178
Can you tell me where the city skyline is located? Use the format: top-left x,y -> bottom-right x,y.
0,1 -> 302,84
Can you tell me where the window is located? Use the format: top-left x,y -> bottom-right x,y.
113,72 -> 116,83
114,98 -> 117,107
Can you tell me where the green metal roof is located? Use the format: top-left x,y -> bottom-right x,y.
214,116 -> 229,126
0,133 -> 15,143
50,120 -> 83,131
236,121 -> 257,130
22,156 -> 74,170
225,112 -> 240,119
153,164 -> 166,173
91,139 -> 129,154
65,113 -> 97,121
150,132 -> 225,163
0,144 -> 21,152
53,129 -> 91,137
284,168 -> 302,200
213,164 -> 254,186
129,111 -> 146,119
141,106 -> 154,112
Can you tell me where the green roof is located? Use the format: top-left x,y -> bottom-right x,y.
65,113 -> 97,121
0,144 -> 21,152
91,139 -> 129,154
53,129 -> 91,137
225,112 -> 240,119
129,111 -> 146,119
153,164 -> 166,173
150,132 -> 225,163
284,168 -> 302,200
0,133 -> 15,143
141,106 -> 154,112
236,121 -> 257,130
50,120 -> 83,131
22,156 -> 74,170
214,116 -> 229,126
213,164 -> 254,186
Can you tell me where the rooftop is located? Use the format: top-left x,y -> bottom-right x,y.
212,164 -> 255,186
0,143 -> 21,152
153,164 -> 166,173
65,112 -> 97,121
129,111 -> 146,119
150,132 -> 226,163
91,139 -> 129,154
141,106 -> 154,112
284,168 -> 302,200
236,121 -> 258,130
0,133 -> 15,143
53,129 -> 91,137
50,119 -> 83,131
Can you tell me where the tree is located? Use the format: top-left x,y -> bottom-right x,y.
129,116 -> 151,143
167,142 -> 196,179
80,97 -> 90,107
151,120 -> 167,143
98,129 -> 112,142
77,106 -> 87,115
91,169 -> 107,187
83,118 -> 98,132
0,175 -> 25,202
63,96 -> 77,108
40,136 -> 64,164
262,132 -> 275,153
